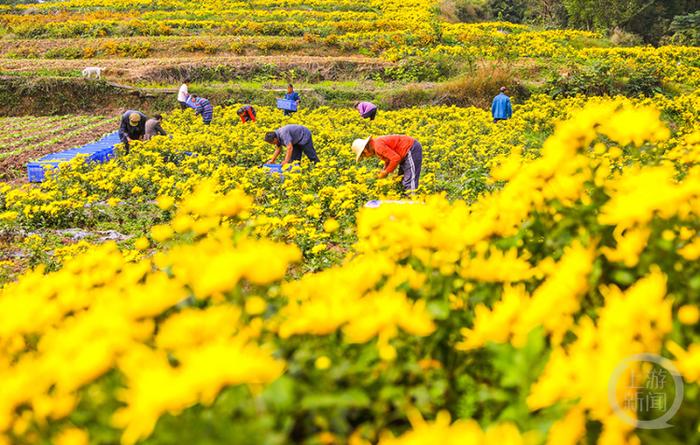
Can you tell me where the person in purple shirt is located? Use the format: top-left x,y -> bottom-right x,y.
264,124 -> 319,166
355,101 -> 377,120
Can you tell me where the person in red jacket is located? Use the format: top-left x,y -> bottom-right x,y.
237,105 -> 256,123
352,135 -> 423,191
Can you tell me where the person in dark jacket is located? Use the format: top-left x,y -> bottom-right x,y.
190,94 -> 214,124
118,110 -> 147,154
144,114 -> 167,141
491,86 -> 513,123
264,124 -> 319,166
237,105 -> 256,123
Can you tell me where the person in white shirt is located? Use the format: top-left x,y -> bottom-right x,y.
177,81 -> 190,110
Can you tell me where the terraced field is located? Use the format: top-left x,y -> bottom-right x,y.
0,0 -> 699,444
0,115 -> 115,180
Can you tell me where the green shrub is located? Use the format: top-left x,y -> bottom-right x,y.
383,52 -> 461,82
609,28 -> 643,46
548,60 -> 663,98
667,11 -> 700,46
379,85 -> 435,109
454,0 -> 489,22
100,40 -> 152,58
45,46 -> 85,59
437,64 -> 528,107
182,39 -> 220,54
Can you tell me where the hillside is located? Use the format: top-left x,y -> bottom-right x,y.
0,0 -> 697,115
0,1 -> 699,445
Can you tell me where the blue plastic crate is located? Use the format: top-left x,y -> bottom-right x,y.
262,163 -> 291,182
27,163 -> 53,182
276,99 -> 298,112
263,163 -> 284,173
364,200 -> 422,208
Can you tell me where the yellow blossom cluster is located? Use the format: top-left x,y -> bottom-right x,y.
0,192 -> 288,445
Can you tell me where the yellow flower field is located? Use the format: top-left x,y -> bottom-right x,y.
1,0 -> 700,443
0,89 -> 699,444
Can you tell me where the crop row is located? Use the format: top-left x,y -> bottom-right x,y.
0,117 -> 114,160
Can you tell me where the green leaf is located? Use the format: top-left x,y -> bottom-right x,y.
300,389 -> 371,410
427,299 -> 450,320
262,376 -> 296,412
611,269 -> 636,286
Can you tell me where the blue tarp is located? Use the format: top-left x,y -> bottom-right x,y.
27,132 -> 119,182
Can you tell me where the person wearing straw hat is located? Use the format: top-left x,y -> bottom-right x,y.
118,110 -> 147,154
491,86 -> 513,123
352,135 -> 423,191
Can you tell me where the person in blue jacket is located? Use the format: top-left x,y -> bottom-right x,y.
491,86 -> 513,123
283,84 -> 300,116
189,94 -> 214,124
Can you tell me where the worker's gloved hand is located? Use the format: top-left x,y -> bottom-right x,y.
377,171 -> 388,179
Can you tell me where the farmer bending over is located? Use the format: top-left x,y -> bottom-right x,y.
144,114 -> 167,141
352,135 -> 423,192
355,101 -> 377,120
264,124 -> 319,166
491,86 -> 513,123
190,94 -> 214,125
118,110 -> 147,154
237,105 -> 257,123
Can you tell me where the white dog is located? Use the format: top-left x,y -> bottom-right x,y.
82,67 -> 103,79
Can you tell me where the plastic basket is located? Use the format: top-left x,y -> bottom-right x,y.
263,163 -> 284,173
364,200 -> 422,208
27,162 -> 54,182
276,99 -> 298,112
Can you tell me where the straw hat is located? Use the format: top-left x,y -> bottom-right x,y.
351,137 -> 371,162
129,112 -> 142,126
